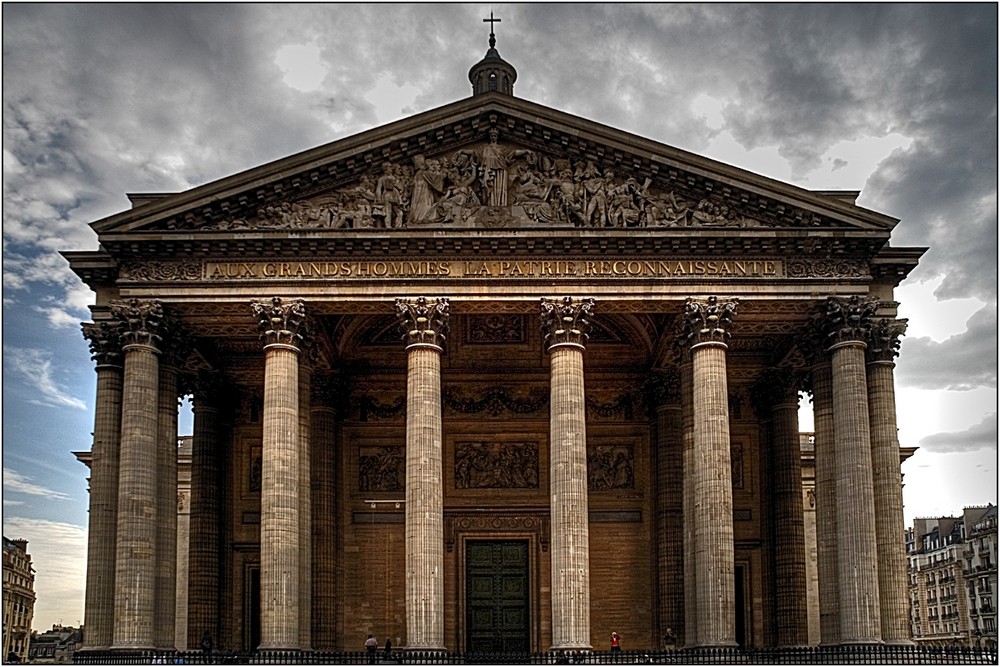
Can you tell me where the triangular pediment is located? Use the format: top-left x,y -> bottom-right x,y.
91,93 -> 898,236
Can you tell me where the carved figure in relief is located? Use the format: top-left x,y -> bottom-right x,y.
580,162 -> 611,227
408,154 -> 446,224
359,446 -> 404,492
375,162 -> 405,228
479,128 -> 532,206
436,152 -> 481,223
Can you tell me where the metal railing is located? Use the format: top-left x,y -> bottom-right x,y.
74,645 -> 1000,665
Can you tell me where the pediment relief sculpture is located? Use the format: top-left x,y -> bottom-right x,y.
172,131 -> 831,232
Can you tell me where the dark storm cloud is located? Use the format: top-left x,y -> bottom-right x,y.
918,412 -> 998,454
895,303 -> 998,391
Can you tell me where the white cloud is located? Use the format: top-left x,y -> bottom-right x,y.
3,468 -> 72,501
3,346 -> 88,410
275,43 -> 327,93
2,517 -> 86,631
896,275 -> 987,343
365,74 -> 422,126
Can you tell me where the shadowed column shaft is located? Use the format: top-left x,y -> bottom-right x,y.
187,400 -> 221,649
311,401 -> 338,650
549,345 -> 592,650
260,344 -> 301,649
691,343 -> 736,648
298,365 -> 312,650
655,398 -> 684,647
113,343 -> 160,649
772,399 -> 808,646
868,361 -> 910,643
155,365 -> 179,649
811,362 -> 840,645
680,361 -> 697,647
830,342 -> 882,643
83,363 -> 123,649
405,345 -> 445,649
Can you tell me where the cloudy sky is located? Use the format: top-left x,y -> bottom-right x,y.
3,3 -> 996,632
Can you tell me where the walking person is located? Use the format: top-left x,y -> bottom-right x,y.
610,631 -> 621,656
365,634 -> 378,663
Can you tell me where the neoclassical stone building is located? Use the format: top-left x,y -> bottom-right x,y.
67,28 -> 923,654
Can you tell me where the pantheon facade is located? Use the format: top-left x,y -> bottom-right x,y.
68,35 -> 923,654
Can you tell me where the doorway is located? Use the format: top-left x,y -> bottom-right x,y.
465,540 -> 530,653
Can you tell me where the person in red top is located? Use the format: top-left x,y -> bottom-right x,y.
610,631 -> 621,652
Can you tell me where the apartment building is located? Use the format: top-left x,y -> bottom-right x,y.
908,505 -> 997,647
3,537 -> 36,662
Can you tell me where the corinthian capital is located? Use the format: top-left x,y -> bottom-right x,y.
867,317 -> 908,363
540,297 -> 595,351
682,295 -> 738,348
81,320 -> 124,366
395,297 -> 450,349
110,298 -> 164,349
251,296 -> 309,348
814,295 -> 878,349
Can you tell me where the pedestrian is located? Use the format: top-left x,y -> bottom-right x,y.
610,631 -> 621,653
664,627 -> 677,649
365,634 -> 378,663
383,637 -> 393,659
200,630 -> 213,660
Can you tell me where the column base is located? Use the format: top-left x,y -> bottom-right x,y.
550,644 -> 593,652
839,639 -> 885,645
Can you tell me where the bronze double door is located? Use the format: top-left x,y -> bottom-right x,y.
465,540 -> 530,653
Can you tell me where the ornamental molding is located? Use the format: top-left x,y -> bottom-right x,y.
867,317 -> 908,363
786,258 -> 867,279
681,295 -> 738,348
443,385 -> 548,417
540,296 -> 595,350
250,296 -> 309,349
82,320 -> 124,366
395,296 -> 450,349
110,298 -> 164,349
813,295 -> 878,349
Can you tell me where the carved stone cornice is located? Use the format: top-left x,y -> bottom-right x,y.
81,320 -> 124,367
681,295 -> 738,348
813,295 -> 878,349
250,296 -> 309,349
539,296 -> 595,351
866,317 -> 908,364
110,298 -> 164,350
395,296 -> 450,349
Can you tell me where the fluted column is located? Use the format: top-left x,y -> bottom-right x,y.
110,298 -> 164,649
680,356 -> 696,647
649,369 -> 684,647
541,297 -> 595,650
682,296 -> 739,648
751,369 -> 808,646
867,318 -> 911,643
396,297 -> 450,650
818,296 -> 882,644
155,328 -> 188,650
298,356 -> 313,651
808,355 -> 840,645
311,375 -> 339,650
80,321 -> 124,650
252,296 -> 309,650
187,373 -> 225,649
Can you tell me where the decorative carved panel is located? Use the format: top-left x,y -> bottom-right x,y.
587,444 -> 634,490
359,446 -> 404,492
454,441 -> 539,489
466,314 -> 526,344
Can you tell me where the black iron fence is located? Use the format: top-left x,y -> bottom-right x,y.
73,645 -> 999,665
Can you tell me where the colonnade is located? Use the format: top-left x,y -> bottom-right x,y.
77,293 -> 910,652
